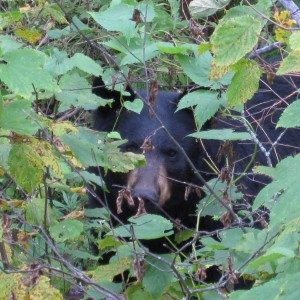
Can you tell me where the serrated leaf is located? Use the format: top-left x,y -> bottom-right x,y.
0,99 -> 40,135
62,131 -> 145,171
0,35 -> 22,54
277,51 -> 300,75
177,90 -> 226,129
25,198 -> 57,226
55,73 -> 109,112
223,272 -> 300,300
89,4 -> 138,40
45,48 -> 73,76
0,48 -> 58,99
178,52 -> 215,87
253,156 -> 300,226
124,98 -> 143,114
189,129 -> 252,140
143,254 -> 176,298
113,214 -> 173,240
50,219 -> 83,242
277,99 -> 300,128
227,59 -> 262,105
189,0 -> 230,18
157,42 -> 194,54
211,15 -> 263,66
88,257 -> 131,283
289,31 -> 300,51
8,143 -> 43,193
71,53 -> 103,76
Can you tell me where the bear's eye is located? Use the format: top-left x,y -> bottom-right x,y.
165,149 -> 177,158
125,143 -> 139,152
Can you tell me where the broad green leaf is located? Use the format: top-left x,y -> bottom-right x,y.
0,99 -> 40,135
157,42 -> 194,54
227,59 -> 262,105
88,257 -> 131,283
71,53 -> 103,76
198,178 -> 243,216
246,253 -> 285,272
253,156 -> 300,226
178,52 -> 214,87
178,89 -> 226,129
189,0 -> 230,18
289,31 -> 300,51
25,198 -> 57,226
0,48 -> 58,99
89,4 -> 138,40
189,129 -> 252,140
126,282 -> 152,300
121,42 -> 158,65
0,35 -> 22,54
45,48 -> 73,76
8,143 -> 43,193
143,254 -> 176,298
277,51 -> 300,75
124,98 -> 143,114
211,15 -> 263,66
229,272 -> 300,300
277,99 -> 300,128
113,214 -> 173,240
50,219 -> 84,242
62,130 -> 145,171
55,73 -> 109,112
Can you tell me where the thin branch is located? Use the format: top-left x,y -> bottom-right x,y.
279,0 -> 300,27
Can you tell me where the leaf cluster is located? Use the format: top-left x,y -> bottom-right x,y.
1,0 -> 300,299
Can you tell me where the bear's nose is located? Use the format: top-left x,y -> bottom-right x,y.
131,189 -> 158,204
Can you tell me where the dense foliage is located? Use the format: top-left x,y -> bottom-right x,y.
1,0 -> 300,299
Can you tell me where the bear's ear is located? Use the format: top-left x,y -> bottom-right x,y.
92,76 -> 136,131
92,76 -> 136,102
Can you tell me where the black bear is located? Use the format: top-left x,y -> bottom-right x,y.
89,68 -> 300,229
89,77 -> 201,227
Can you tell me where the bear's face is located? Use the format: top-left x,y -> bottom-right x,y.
91,87 -> 200,220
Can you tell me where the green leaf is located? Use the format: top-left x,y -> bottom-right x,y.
71,53 -> 103,76
0,99 -> 40,135
45,48 -> 73,76
8,143 -> 43,193
189,0 -> 230,18
62,129 -> 145,171
124,98 -> 143,114
277,99 -> 300,128
126,282 -> 152,300
88,257 -> 131,283
0,35 -> 22,54
0,48 -> 58,99
227,59 -> 262,105
25,198 -> 57,226
289,31 -> 300,51
50,219 -> 84,242
253,156 -> 300,226
113,214 -> 173,240
55,73 -> 108,112
277,51 -> 300,75
143,255 -> 176,298
189,129 -> 252,140
178,52 -> 215,87
211,15 -> 263,66
229,272 -> 300,300
89,4 -> 138,40
157,42 -> 194,54
177,90 -> 226,129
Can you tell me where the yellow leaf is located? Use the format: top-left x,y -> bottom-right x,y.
15,28 -> 42,44
60,210 -> 85,220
